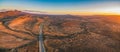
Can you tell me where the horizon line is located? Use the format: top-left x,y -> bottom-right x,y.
0,9 -> 120,16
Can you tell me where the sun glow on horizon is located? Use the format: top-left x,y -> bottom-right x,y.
50,11 -> 120,15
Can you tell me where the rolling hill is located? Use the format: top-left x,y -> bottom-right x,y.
0,10 -> 120,52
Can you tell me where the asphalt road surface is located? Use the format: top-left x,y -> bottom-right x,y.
39,23 -> 46,52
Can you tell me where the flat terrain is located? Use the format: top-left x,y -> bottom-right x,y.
0,10 -> 120,52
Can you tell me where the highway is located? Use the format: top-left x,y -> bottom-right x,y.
39,23 -> 46,52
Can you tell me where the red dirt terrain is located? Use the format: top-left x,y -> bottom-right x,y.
0,10 -> 120,52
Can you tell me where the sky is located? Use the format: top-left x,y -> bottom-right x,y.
0,0 -> 120,15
